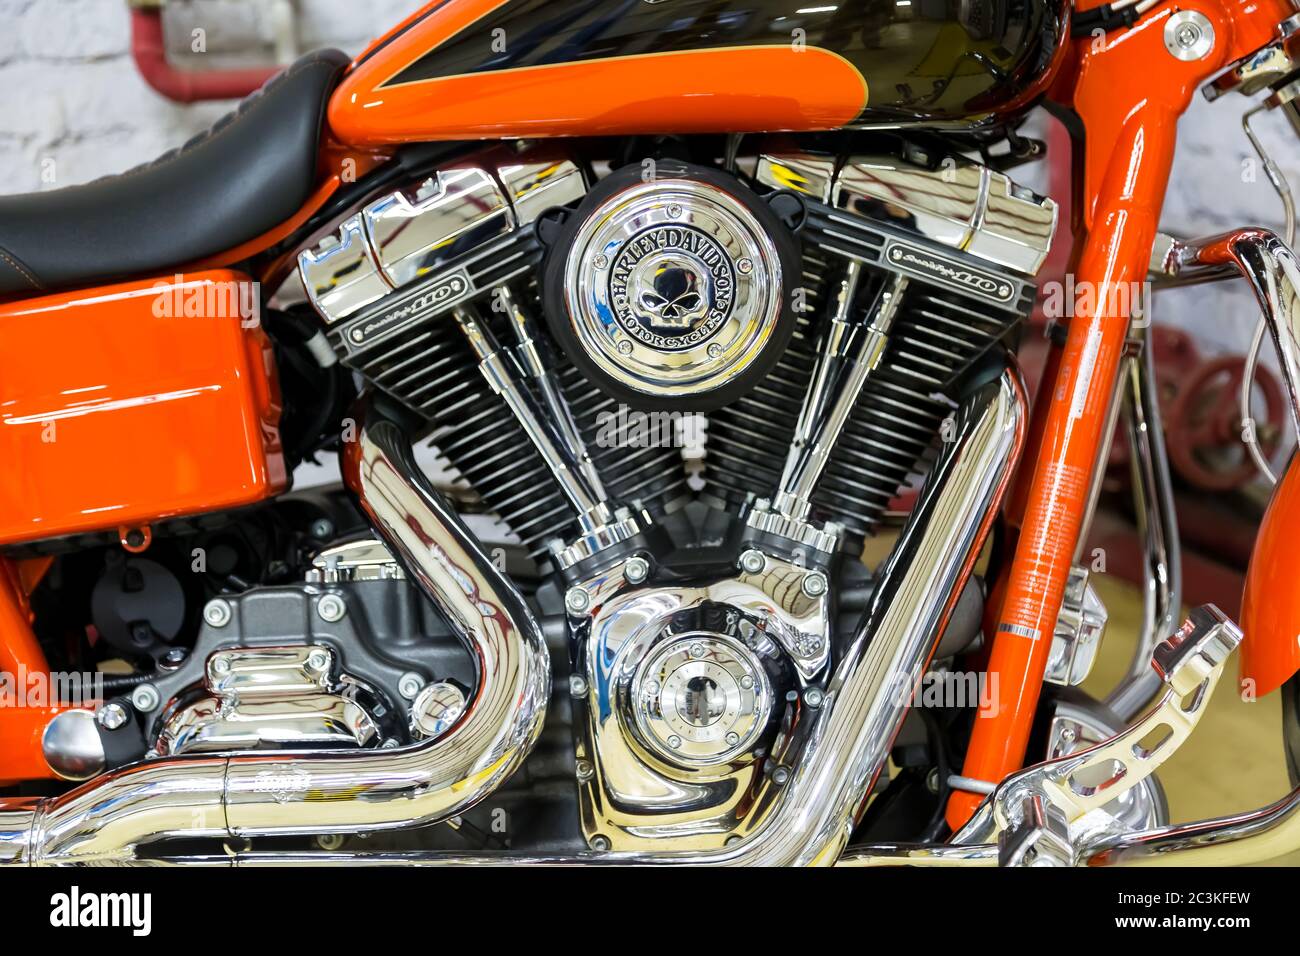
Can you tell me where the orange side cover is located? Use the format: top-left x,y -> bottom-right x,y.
0,271 -> 287,546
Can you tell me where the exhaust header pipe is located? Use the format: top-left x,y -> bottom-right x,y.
0,398 -> 551,865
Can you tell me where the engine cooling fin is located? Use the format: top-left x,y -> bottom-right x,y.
705,209 -> 1034,542
325,267 -> 687,559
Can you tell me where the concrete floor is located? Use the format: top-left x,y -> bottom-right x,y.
1082,574 -> 1300,863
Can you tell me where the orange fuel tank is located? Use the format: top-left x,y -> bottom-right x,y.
327,0 -> 1069,147
0,271 -> 287,546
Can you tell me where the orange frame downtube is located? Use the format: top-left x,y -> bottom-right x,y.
0,558 -> 79,785
947,0 -> 1297,830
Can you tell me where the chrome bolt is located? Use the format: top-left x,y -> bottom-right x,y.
804,687 -> 825,709
96,702 -> 129,731
739,675 -> 754,690
589,834 -> 611,851
381,738 -> 400,749
569,674 -> 589,697
801,571 -> 828,597
737,257 -> 754,274
210,655 -> 232,676
203,598 -> 232,629
689,642 -> 706,659
316,834 -> 345,851
593,253 -> 609,269
306,648 -> 331,673
645,679 -> 661,696
565,586 -> 592,615
623,555 -> 651,585
725,731 -> 740,746
398,672 -> 424,701
310,518 -> 334,540
616,339 -> 633,355
706,342 -> 723,358
771,765 -> 791,786
576,759 -> 594,782
1164,10 -> 1214,60
1060,726 -> 1077,744
667,734 -> 683,749
131,683 -> 160,714
738,548 -> 767,575
160,647 -> 188,669
317,593 -> 347,623
667,203 -> 683,218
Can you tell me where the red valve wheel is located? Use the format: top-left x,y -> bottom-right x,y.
1167,355 -> 1286,492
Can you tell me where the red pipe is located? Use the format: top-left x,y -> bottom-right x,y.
130,7 -> 278,103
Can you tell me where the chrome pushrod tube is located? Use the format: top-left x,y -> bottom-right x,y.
134,363 -> 1027,867
0,399 -> 551,866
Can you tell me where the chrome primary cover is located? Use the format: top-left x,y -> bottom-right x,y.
567,550 -> 831,852
544,160 -> 800,410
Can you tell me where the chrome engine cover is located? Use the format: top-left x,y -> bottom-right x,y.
567,548 -> 832,852
543,159 -> 801,410
154,644 -> 385,757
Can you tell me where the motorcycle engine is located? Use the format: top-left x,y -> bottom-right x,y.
197,138 -> 1060,853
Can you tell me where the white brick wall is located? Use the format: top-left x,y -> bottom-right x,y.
0,0 -> 421,192
0,1 -> 1294,401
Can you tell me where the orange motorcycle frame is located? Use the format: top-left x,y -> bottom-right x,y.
947,0 -> 1300,828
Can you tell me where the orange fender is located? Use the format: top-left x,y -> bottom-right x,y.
1241,456 -> 1300,696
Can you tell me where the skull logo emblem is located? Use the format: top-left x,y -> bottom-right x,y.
637,263 -> 708,329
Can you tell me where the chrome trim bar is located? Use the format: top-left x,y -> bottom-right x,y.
1082,784 -> 1300,866
1156,228 -> 1300,430
109,362 -> 1027,867
0,398 -> 551,866
803,779 -> 1300,867
1106,334 -> 1183,720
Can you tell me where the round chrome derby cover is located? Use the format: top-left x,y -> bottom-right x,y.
557,170 -> 790,407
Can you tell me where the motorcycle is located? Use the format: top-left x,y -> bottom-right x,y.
2,0 -> 1299,868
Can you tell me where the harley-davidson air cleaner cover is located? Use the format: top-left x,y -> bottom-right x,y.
542,159 -> 800,411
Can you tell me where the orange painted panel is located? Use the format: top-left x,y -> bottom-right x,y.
1241,457 -> 1300,696
0,271 -> 287,545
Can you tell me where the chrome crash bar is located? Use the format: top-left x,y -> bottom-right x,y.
0,398 -> 552,866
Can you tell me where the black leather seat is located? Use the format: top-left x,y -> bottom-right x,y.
0,49 -> 351,296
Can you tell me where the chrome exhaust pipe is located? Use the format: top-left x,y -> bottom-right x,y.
0,398 -> 551,865
119,362 -> 1028,867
